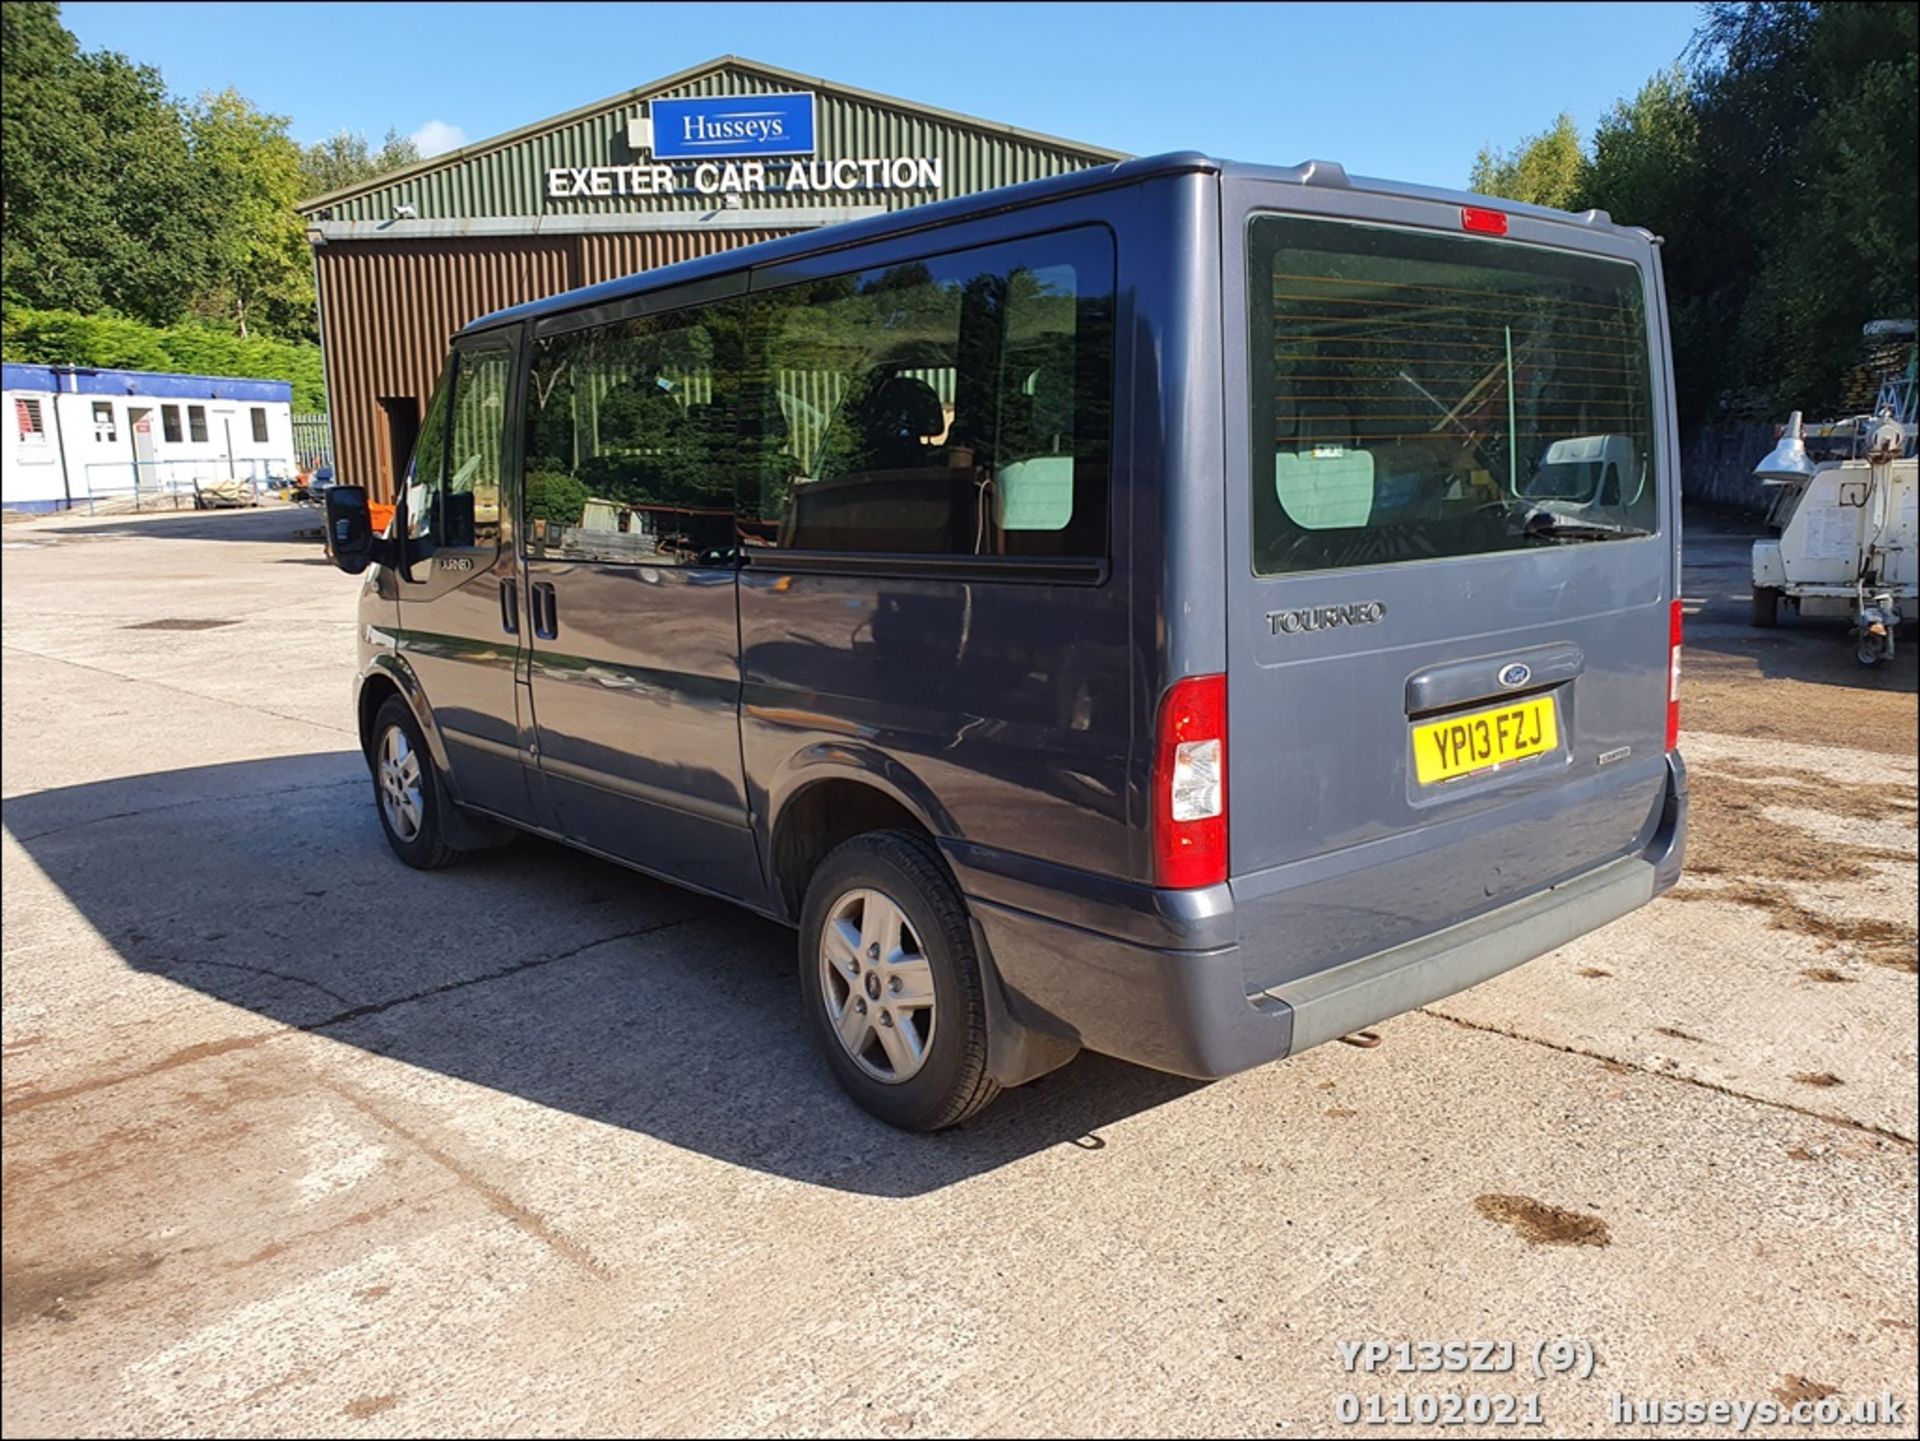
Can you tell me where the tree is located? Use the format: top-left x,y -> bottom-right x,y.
2,306 -> 327,410
1586,69 -> 1701,232
1,1 -> 209,323
1758,2 -> 1914,407
1584,68 -> 1720,417
1686,0 -> 1918,412
1474,3 -> 1919,423
186,89 -> 314,340
300,128 -> 420,199
1469,114 -> 1588,210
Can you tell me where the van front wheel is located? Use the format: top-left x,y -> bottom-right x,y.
799,831 -> 1000,1132
369,696 -> 466,870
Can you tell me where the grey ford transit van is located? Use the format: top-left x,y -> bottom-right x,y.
324,153 -> 1687,1131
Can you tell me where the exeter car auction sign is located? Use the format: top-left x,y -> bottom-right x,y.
544,90 -> 944,202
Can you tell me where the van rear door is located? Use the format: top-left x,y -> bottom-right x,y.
1221,190 -> 1679,992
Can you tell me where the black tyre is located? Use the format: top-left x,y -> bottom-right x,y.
368,695 -> 467,870
798,830 -> 1000,1132
1750,585 -> 1781,628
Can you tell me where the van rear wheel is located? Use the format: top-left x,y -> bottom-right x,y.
1750,585 -> 1781,628
798,830 -> 1000,1132
369,695 -> 467,870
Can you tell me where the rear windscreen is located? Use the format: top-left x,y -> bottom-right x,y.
1248,215 -> 1660,575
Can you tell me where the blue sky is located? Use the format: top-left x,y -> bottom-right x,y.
61,1 -> 1702,188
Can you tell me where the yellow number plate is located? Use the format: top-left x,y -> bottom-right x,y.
1412,696 -> 1559,785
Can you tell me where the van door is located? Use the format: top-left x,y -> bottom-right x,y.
1222,196 -> 1679,990
392,336 -> 536,823
517,293 -> 762,902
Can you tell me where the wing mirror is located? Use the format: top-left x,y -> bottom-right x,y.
324,485 -> 414,577
324,485 -> 376,573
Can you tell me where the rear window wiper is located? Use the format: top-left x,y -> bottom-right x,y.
1511,509 -> 1652,542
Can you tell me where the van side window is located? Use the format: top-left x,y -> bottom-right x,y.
742,227 -> 1114,560
441,348 -> 510,550
523,305 -> 739,566
404,361 -> 453,542
407,349 -> 507,551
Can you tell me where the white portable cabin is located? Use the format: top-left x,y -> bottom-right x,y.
2,364 -> 298,512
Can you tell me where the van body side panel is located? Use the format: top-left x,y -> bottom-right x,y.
1135,170 -> 1230,880
523,560 -> 765,899
740,191 -> 1157,896
740,572 -> 1134,878
1647,242 -> 1688,603
355,568 -> 405,770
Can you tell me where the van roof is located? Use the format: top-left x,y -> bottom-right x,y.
461,152 -> 1641,335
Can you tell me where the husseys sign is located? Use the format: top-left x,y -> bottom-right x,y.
544,90 -> 944,202
650,93 -> 815,158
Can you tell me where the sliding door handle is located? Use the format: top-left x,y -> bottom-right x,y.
499,578 -> 519,635
530,581 -> 559,640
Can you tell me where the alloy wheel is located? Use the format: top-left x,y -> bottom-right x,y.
818,887 -> 937,1083
377,724 -> 425,842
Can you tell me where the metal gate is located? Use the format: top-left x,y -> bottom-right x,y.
293,413 -> 334,474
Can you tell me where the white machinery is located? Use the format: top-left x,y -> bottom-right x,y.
1750,327 -> 1919,666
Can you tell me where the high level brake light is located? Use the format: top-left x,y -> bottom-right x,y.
1666,599 -> 1683,752
1461,206 -> 1509,236
1152,674 -> 1227,889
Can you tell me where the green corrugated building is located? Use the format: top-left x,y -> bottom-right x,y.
296,56 -> 1124,496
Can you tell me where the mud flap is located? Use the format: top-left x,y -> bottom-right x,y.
970,917 -> 1080,1088
441,803 -> 518,851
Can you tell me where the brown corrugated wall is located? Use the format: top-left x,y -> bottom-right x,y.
317,230 -> 781,497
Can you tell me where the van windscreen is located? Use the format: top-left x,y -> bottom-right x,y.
1247,215 -> 1659,575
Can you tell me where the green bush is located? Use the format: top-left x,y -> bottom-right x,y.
0,306 -> 326,410
525,470 -> 590,527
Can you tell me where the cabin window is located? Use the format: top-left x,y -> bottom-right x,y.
15,397 -> 47,442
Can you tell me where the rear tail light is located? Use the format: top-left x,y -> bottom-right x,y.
1153,673 -> 1227,888
1666,599 -> 1683,751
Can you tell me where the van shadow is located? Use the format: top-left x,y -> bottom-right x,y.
3,753 -> 1201,1196
36,506 -> 323,545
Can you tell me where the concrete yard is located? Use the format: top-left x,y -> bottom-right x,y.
3,505 -> 1915,1437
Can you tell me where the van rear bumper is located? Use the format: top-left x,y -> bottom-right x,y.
959,751 -> 1686,1080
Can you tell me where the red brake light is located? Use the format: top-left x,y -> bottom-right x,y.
1461,206 -> 1508,236
1666,599 -> 1683,752
1152,674 -> 1228,889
